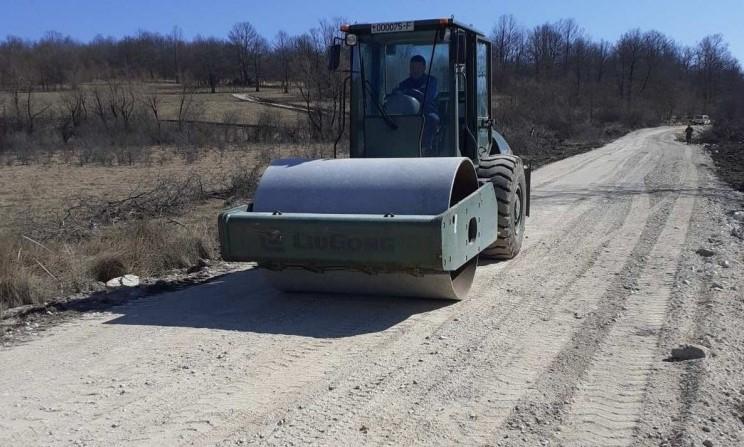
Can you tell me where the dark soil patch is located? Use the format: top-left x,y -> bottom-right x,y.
706,142 -> 744,192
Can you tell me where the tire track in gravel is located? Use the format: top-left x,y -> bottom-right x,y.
0,127 -> 698,447
270,203 -> 622,447
490,133 -> 693,446
0,186 -> 595,447
495,195 -> 676,446
72,290 -> 342,444
1,282 -> 433,446
209,196 -> 606,446
556,146 -> 697,446
121,294 -> 453,446
531,131 -> 645,189
373,137 -> 665,446
450,189 -> 652,445
242,134 -> 665,447
0,284 -> 323,445
633,153 -> 722,446
202,137 -> 652,446
136,133 -> 661,447
181,301 -> 458,447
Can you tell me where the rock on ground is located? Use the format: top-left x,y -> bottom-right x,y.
105,274 -> 140,288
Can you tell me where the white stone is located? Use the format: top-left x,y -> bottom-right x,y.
106,274 -> 140,288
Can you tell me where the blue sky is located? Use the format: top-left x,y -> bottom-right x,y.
2,0 -> 742,63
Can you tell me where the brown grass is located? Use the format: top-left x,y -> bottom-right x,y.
0,143 -> 330,231
0,82 -> 336,311
0,82 -> 307,127
0,139 -> 331,312
86,219 -> 213,277
0,216 -> 217,313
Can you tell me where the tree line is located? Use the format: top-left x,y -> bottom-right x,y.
488,16 -> 742,146
0,20 -> 341,95
0,15 -> 742,155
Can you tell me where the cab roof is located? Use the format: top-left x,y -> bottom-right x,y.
341,18 -> 487,38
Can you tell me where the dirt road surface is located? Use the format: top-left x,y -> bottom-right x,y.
2,127 -> 743,446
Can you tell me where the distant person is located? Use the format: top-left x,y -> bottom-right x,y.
394,55 -> 439,151
685,125 -> 693,144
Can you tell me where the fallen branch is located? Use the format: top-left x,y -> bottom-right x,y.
22,235 -> 55,254
34,258 -> 58,281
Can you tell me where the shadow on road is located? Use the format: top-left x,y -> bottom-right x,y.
105,269 -> 452,338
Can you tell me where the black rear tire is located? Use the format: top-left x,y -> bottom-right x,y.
477,155 -> 526,259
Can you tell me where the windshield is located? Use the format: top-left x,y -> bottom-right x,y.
350,30 -> 450,158
354,30 -> 449,117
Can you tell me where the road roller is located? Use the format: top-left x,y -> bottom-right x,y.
218,18 -> 530,299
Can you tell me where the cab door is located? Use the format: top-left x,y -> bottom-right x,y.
475,38 -> 492,157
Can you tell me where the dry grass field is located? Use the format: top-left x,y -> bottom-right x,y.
0,83 -> 333,311
1,146 -> 272,230
0,142 -> 331,312
0,82 -> 308,127
155,84 -> 309,124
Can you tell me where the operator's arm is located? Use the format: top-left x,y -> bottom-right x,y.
393,77 -> 410,94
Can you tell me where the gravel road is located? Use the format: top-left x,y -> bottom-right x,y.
2,127 -> 743,446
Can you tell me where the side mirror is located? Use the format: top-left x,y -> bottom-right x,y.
327,44 -> 341,71
456,32 -> 466,65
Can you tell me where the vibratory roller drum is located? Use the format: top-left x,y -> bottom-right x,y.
250,158 -> 481,299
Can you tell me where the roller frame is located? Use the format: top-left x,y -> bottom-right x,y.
218,182 -> 498,274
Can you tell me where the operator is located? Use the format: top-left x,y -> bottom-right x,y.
394,55 -> 439,151
396,55 -> 438,115
685,124 -> 693,144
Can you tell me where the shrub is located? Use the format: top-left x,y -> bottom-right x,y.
90,255 -> 127,282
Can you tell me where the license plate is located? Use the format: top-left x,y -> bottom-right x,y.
371,21 -> 414,34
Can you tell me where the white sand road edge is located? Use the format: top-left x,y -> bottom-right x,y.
0,126 -> 742,447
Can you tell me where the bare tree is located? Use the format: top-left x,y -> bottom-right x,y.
91,87 -> 109,129
592,40 -> 610,83
559,18 -> 580,74
228,22 -> 258,86
491,15 -> 522,89
527,23 -> 562,79
34,31 -> 76,91
572,37 -> 589,95
58,88 -> 87,142
105,80 -> 137,131
251,36 -> 269,92
616,29 -> 643,103
695,34 -> 734,111
143,92 -> 162,141
293,19 -> 345,140
11,81 -> 51,134
176,80 -> 202,129
189,36 -> 228,93
274,31 -> 292,93
170,26 -> 183,83
639,31 -> 670,94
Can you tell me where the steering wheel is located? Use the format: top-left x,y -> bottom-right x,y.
384,90 -> 421,115
400,88 -> 425,103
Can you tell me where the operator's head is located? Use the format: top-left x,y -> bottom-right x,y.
410,55 -> 426,79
